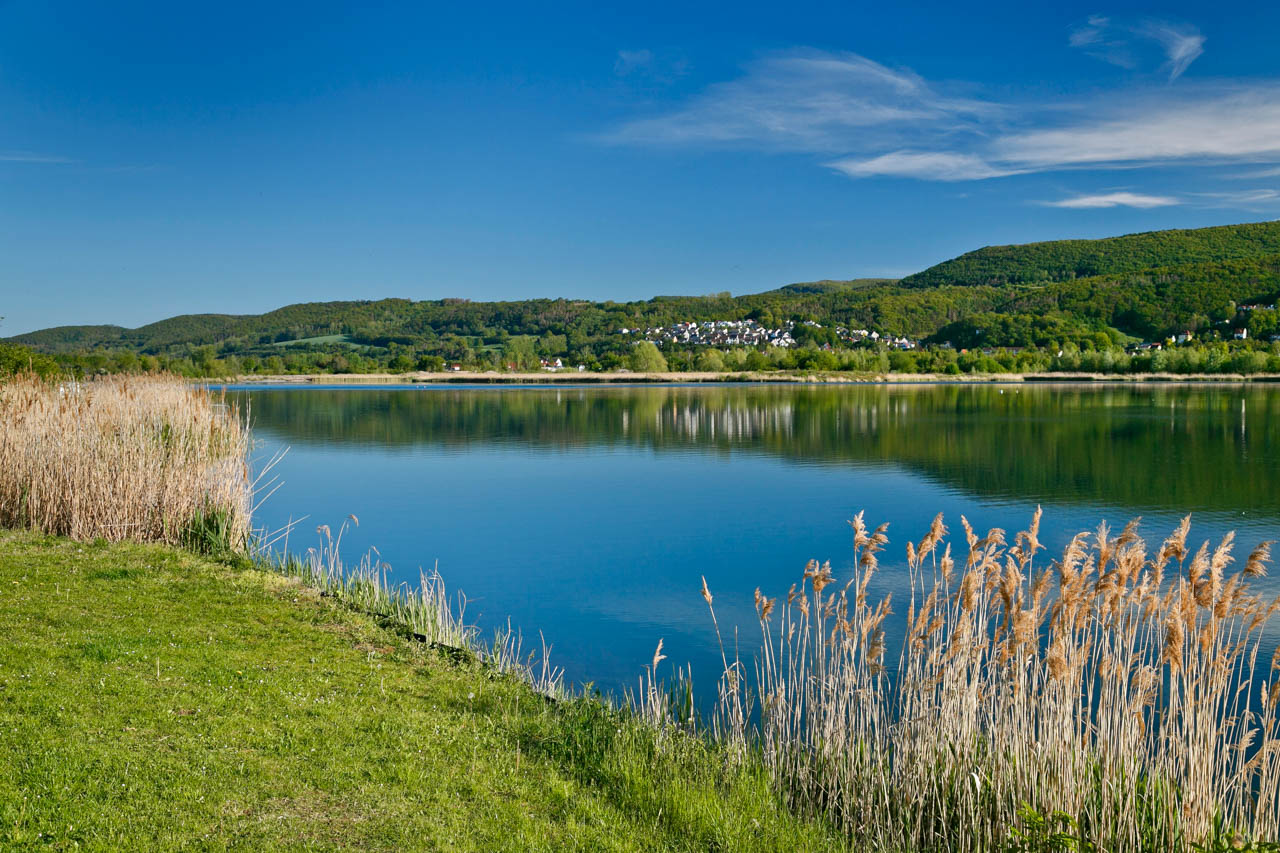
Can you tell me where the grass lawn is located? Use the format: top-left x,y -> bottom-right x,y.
269,335 -> 357,348
0,531 -> 844,851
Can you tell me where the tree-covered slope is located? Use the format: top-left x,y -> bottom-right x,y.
5,324 -> 129,350
928,253 -> 1280,346
11,220 -> 1280,359
773,278 -> 897,295
9,287 -> 900,355
902,220 -> 1280,288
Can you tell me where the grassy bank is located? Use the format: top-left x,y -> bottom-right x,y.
0,530 -> 844,851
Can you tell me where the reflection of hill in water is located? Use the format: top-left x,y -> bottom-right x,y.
238,385 -> 1280,514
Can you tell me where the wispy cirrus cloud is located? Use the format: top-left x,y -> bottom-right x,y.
828,151 -> 1020,182
0,151 -> 74,164
1142,21 -> 1206,81
603,50 -> 996,152
1042,191 -> 1180,209
1069,16 -> 1136,68
1190,189 -> 1280,210
1069,16 -> 1204,81
613,48 -> 689,85
991,86 -> 1280,170
615,49 -> 654,76
1232,166 -> 1280,179
603,35 -> 1280,212
639,66 -> 1280,181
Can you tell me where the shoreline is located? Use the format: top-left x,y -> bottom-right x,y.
220,369 -> 1280,386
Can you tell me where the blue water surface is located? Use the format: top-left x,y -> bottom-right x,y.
222,383 -> 1280,699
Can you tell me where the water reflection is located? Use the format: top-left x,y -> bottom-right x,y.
226,383 -> 1280,698
239,384 -> 1280,517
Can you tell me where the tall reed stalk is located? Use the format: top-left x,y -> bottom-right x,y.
0,374 -> 251,549
703,510 -> 1280,850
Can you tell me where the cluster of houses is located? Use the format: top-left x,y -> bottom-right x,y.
496,358 -> 587,372
536,358 -> 586,372
618,319 -> 920,350
839,327 -> 921,348
1126,327 -> 1273,352
619,319 -> 797,348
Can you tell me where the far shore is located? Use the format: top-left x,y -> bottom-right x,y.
218,370 -> 1280,385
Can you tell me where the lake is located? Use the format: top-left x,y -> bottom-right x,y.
227,382 -> 1280,700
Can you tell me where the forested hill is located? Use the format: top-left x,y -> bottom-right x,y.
902,220 -> 1280,288
7,285 -> 917,356
9,220 -> 1280,365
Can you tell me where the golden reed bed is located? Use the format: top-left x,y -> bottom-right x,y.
694,510 -> 1280,850
0,375 -> 251,549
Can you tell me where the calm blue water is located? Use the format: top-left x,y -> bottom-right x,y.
224,383 -> 1280,698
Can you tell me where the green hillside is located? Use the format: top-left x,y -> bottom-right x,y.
902,220 -> 1280,288
773,278 -> 897,295
10,288 -> 902,355
927,253 -> 1280,347
9,220 -> 1280,374
7,324 -> 129,350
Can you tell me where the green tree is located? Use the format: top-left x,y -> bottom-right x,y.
416,354 -> 445,372
628,341 -> 668,373
0,343 -> 57,377
538,333 -> 568,356
502,336 -> 539,370
694,349 -> 725,372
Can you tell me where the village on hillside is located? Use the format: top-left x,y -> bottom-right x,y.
618,319 -> 920,351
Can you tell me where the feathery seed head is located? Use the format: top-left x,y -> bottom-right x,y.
1245,540 -> 1273,578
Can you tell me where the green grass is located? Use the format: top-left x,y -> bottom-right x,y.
269,334 -> 355,348
0,530 -> 845,851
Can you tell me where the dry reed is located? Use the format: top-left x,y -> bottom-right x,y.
702,509 -> 1280,850
0,374 -> 251,548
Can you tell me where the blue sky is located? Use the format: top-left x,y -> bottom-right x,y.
4,1 -> 1280,334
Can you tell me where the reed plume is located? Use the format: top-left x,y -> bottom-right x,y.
705,510 -> 1280,851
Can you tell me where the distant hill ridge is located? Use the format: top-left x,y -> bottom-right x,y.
902,221 -> 1280,288
8,220 -> 1280,353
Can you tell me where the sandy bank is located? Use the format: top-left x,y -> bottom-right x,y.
221,370 -> 1280,386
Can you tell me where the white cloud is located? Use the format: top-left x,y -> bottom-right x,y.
1191,189 -> 1280,208
1043,192 -> 1180,209
1140,21 -> 1205,81
614,49 -> 654,76
603,45 -> 1280,202
0,151 -> 72,164
1069,15 -> 1110,48
1069,15 -> 1136,69
829,151 -> 1018,181
1232,166 -> 1280,179
604,50 -> 997,152
838,85 -> 1280,180
995,86 -> 1280,169
1068,16 -> 1204,81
